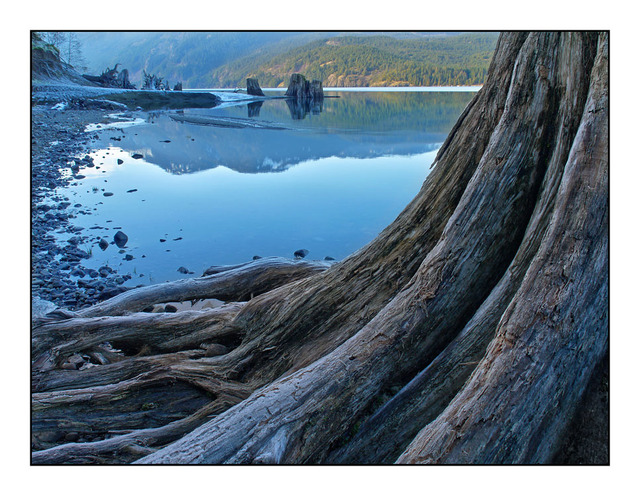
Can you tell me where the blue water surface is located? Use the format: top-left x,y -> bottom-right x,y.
58,89 -> 476,284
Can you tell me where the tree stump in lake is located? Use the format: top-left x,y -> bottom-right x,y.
31,31 -> 608,464
285,73 -> 324,101
246,78 -> 265,96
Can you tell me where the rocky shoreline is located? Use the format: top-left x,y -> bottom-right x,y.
31,94 -> 141,312
30,83 -> 314,314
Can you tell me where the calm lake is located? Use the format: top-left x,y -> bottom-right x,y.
58,88 -> 477,284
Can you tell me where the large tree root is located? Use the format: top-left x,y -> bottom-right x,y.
31,32 -> 609,464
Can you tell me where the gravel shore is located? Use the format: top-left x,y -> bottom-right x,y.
31,86 -> 136,312
30,82 -> 231,313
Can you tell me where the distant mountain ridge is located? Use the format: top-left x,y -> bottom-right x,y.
212,33 -> 499,88
76,32 -> 333,88
75,31 -> 498,89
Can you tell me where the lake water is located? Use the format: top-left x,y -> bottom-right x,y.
58,89 -> 477,284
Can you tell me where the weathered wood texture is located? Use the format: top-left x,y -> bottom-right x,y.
397,32 -> 609,464
31,32 -> 608,465
330,30 -> 603,464
69,256 -> 331,318
246,78 -> 265,96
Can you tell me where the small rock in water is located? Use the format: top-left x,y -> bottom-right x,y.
132,153 -> 144,160
117,159 -> 124,165
324,256 -> 335,261
294,249 -> 309,259
177,266 -> 190,274
126,189 -> 138,193
124,254 -> 134,261
252,255 -> 262,260
103,192 -> 114,197
114,231 -> 128,248
159,239 -> 166,243
164,304 -> 178,313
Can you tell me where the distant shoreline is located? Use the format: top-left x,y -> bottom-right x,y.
186,86 -> 483,93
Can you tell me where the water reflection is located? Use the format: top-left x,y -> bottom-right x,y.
94,91 -> 475,176
285,98 -> 323,119
66,90 -> 477,283
247,101 -> 263,118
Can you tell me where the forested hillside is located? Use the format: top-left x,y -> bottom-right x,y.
76,32 -> 339,88
211,33 -> 499,87
73,31 -> 497,88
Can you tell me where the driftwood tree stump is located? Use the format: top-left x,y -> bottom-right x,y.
31,31 -> 608,464
246,77 -> 265,96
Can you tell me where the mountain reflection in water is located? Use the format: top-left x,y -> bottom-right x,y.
94,90 -> 474,175
64,90 -> 477,282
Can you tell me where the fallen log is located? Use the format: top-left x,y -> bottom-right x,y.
62,256 -> 331,319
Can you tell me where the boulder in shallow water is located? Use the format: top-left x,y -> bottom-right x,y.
294,249 -> 309,259
114,231 -> 128,248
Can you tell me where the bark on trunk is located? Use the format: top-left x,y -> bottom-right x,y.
31,31 -> 608,465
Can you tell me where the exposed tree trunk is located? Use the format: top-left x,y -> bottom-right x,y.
31,31 -> 608,465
